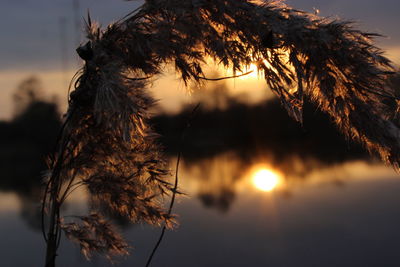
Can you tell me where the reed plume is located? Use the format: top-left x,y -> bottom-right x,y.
43,0 -> 399,265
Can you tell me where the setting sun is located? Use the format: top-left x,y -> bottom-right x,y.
252,169 -> 280,192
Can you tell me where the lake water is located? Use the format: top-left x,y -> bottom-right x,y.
2,153 -> 400,267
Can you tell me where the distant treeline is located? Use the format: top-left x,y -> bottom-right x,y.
0,95 -> 369,190
152,98 -> 368,164
0,100 -> 61,192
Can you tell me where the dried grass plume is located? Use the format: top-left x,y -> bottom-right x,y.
43,0 -> 400,264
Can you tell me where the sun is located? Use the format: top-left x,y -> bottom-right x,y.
252,169 -> 280,192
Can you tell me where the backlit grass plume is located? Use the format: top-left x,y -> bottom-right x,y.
43,0 -> 399,266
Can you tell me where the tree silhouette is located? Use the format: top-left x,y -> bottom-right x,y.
42,1 -> 399,266
13,76 -> 44,117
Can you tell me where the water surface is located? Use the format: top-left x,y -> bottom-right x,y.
1,154 -> 400,267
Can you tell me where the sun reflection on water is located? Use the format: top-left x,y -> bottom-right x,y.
252,168 -> 281,192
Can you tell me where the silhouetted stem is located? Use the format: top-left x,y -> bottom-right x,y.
145,103 -> 200,267
44,129 -> 71,266
44,170 -> 61,267
45,201 -> 59,267
144,150 -> 181,267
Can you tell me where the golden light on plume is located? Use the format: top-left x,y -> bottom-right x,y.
237,59 -> 278,80
238,63 -> 260,80
252,168 -> 280,192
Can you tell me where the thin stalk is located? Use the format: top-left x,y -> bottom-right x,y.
145,103 -> 200,267
44,167 -> 62,267
196,70 -> 254,81
44,135 -> 71,267
144,151 -> 181,267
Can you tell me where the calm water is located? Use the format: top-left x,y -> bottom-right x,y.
1,153 -> 400,267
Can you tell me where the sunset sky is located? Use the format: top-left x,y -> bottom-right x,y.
0,0 -> 399,119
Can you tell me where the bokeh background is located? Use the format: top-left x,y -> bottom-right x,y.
1,1 -> 400,266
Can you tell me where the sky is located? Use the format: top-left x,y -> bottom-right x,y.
0,0 -> 399,119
